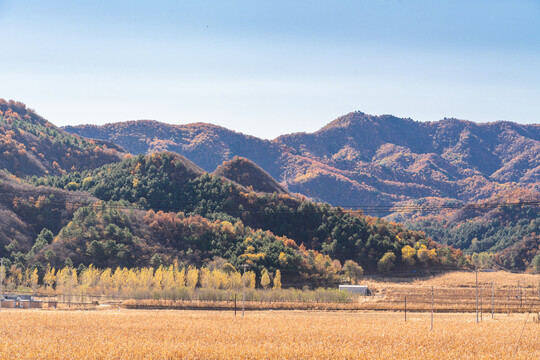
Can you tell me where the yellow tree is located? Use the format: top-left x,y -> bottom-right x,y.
30,269 -> 39,291
273,270 -> 282,290
153,266 -> 164,290
229,271 -> 242,289
175,268 -> 186,288
70,269 -> 78,290
139,267 -> 154,290
343,260 -> 363,284
99,268 -> 113,293
126,268 -> 140,293
213,270 -> 230,289
260,269 -> 270,290
8,266 -> 22,288
23,268 -> 31,288
245,271 -> 256,289
417,246 -> 430,265
428,249 -> 438,263
56,266 -> 71,291
199,268 -> 211,289
43,264 -> 56,290
186,267 -> 199,289
401,245 -> 416,266
80,265 -> 100,292
112,267 -> 127,292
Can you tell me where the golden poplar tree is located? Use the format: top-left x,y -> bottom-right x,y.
260,269 -> 270,289
43,264 -> 56,289
273,270 -> 282,290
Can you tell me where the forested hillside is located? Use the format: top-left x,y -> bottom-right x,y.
65,112 -> 540,210
0,99 -> 123,176
0,170 -> 95,259
389,189 -> 540,271
65,112 -> 539,269
30,201 -> 346,285
31,153 -> 465,274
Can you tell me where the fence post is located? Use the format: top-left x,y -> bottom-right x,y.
404,296 -> 407,322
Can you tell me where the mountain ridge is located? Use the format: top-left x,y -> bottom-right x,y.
64,111 -> 540,211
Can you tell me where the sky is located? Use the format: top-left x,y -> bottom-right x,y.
0,0 -> 539,139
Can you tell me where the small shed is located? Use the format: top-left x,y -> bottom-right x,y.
339,285 -> 371,295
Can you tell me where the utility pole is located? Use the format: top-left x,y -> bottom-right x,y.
475,268 -> 479,323
242,264 -> 248,317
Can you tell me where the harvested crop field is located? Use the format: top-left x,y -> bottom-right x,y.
0,309 -> 538,359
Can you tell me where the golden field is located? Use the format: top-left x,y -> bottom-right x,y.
0,309 -> 538,359
366,270 -> 540,289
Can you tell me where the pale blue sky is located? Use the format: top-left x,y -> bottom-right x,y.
1,0 -> 539,138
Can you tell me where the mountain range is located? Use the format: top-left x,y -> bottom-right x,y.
1,99 -> 538,274
65,112 -> 539,211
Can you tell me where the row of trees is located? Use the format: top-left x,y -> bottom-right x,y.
2,263 -> 284,296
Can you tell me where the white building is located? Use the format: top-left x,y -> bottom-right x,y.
338,285 -> 371,295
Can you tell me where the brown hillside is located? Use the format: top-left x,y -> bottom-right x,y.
0,170 -> 95,258
0,99 -> 124,177
65,112 -> 539,213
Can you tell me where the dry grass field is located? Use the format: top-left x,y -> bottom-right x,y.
363,271 -> 540,313
0,309 -> 538,359
366,270 -> 539,288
